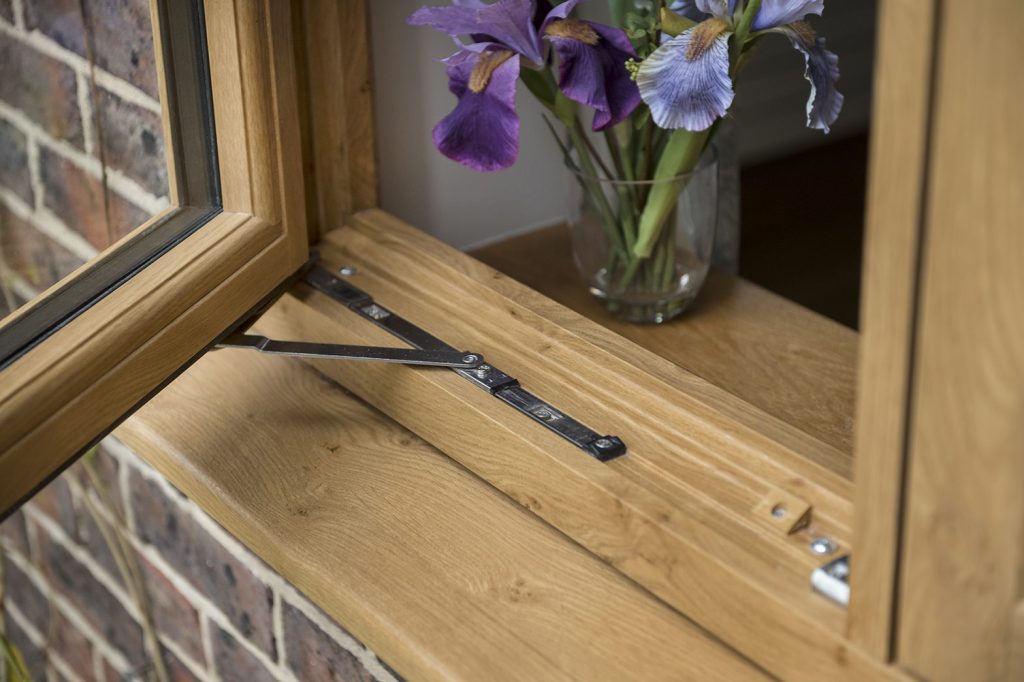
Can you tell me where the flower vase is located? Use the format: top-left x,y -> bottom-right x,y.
568,148 -> 718,324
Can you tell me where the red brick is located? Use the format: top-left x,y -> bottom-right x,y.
161,645 -> 203,682
129,468 -> 277,658
28,476 -> 78,537
3,559 -> 49,636
282,601 -> 376,682
52,609 -> 95,680
0,117 -> 33,204
72,493 -> 124,588
95,87 -> 167,199
68,448 -> 128,585
0,508 -> 31,557
23,0 -> 87,55
2,610 -> 49,681
24,0 -> 160,100
36,529 -> 146,667
136,551 -> 204,664
211,624 -> 276,682
85,0 -> 159,99
107,188 -> 152,243
38,146 -> 109,249
0,33 -> 85,149
0,204 -> 85,289
68,445 -> 123,519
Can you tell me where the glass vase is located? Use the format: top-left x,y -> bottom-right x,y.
567,149 -> 718,324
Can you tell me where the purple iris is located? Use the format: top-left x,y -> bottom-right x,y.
640,0 -> 843,132
409,0 -> 641,171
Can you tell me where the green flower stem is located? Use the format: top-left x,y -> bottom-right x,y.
557,94 -> 628,261
603,129 -> 639,250
731,0 -> 762,69
632,127 -> 709,258
607,0 -> 630,29
659,221 -> 677,291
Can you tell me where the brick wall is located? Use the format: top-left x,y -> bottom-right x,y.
1,3 -> 400,680
0,0 -> 169,319
1,438 -> 400,682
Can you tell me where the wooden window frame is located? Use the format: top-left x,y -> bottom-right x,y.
3,0 -> 1019,679
222,0 -> 1021,679
0,0 -> 308,514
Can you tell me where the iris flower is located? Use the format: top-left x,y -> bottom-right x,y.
639,0 -> 843,132
409,0 -> 641,171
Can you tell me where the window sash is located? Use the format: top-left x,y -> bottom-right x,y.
0,0 -> 309,517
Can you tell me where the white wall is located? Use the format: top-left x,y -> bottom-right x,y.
369,1 -> 876,250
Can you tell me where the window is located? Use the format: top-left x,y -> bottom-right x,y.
0,0 -> 309,515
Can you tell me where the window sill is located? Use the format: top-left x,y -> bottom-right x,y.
116,343 -> 765,680
471,223 -> 857,459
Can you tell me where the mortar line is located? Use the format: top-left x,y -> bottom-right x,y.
24,485 -> 216,681
199,615 -> 219,682
0,100 -> 169,215
10,0 -> 24,30
0,20 -> 160,115
118,440 -> 400,682
128,536 -> 284,677
22,507 -> 144,623
76,71 -> 96,158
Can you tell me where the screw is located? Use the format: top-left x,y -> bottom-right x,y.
810,536 -> 837,556
339,266 -> 357,276
594,438 -> 614,449
534,407 -> 556,420
771,504 -> 787,518
362,304 -> 390,320
473,364 -> 491,378
462,354 -> 480,365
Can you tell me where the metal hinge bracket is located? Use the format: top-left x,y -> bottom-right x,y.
218,259 -> 626,462
303,265 -> 626,461
812,554 -> 850,607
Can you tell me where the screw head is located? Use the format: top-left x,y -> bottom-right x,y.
534,407 -> 556,420
771,504 -> 787,518
339,266 -> 357,276
473,364 -> 491,378
594,438 -> 614,449
462,354 -> 480,365
362,304 -> 390,320
810,536 -> 838,556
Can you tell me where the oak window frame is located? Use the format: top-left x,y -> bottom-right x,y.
235,1 -> 1014,679
2,0 -> 1019,680
0,0 -> 308,514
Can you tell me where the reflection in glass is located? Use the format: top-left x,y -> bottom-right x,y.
0,0 -> 168,321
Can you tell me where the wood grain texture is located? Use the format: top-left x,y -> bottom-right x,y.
0,0 -> 308,516
1011,602 -> 1024,682
471,223 -> 858,456
258,212 -> 909,682
848,0 -> 937,656
896,0 -> 1024,678
117,349 -> 770,682
149,0 -> 178,207
297,0 -> 378,239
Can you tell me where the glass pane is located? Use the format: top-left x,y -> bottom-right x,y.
0,0 -> 168,318
0,0 -> 219,366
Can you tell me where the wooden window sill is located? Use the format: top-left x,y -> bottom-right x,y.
115,209 -> 885,681
471,223 -> 857,459
116,345 -> 766,680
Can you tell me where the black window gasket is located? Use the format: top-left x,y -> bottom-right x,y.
0,0 -> 220,370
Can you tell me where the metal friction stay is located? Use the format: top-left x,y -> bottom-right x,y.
303,265 -> 626,461
228,263 -> 625,462
215,260 -> 625,461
